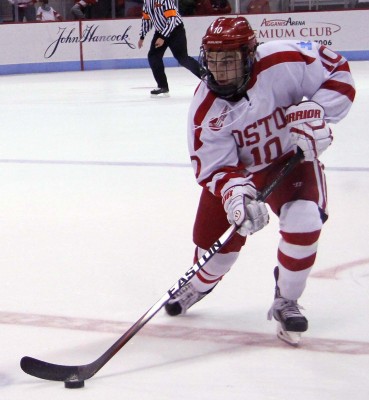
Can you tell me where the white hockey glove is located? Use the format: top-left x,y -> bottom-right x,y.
286,101 -> 333,162
222,183 -> 269,237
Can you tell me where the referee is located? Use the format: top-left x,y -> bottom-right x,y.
138,0 -> 201,97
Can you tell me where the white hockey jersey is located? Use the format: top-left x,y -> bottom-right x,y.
188,40 -> 355,197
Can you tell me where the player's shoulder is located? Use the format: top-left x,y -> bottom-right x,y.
256,40 -> 319,59
192,81 -> 229,108
192,81 -> 213,103
190,82 -> 231,121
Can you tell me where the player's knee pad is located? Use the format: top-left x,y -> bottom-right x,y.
278,200 -> 321,272
280,200 -> 323,239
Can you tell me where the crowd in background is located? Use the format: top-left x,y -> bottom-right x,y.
0,0 -> 367,23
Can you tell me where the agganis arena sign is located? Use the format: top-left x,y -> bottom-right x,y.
257,17 -> 341,42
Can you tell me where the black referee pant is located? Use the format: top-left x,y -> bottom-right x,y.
148,24 -> 201,90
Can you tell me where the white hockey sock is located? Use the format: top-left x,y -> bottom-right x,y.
277,200 -> 322,300
277,264 -> 312,300
190,247 -> 239,293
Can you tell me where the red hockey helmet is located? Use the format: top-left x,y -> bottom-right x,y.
202,16 -> 256,52
200,17 -> 257,99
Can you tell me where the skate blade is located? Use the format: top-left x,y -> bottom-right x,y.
276,323 -> 302,346
150,93 -> 170,98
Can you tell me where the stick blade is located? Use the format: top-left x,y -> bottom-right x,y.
20,356 -> 81,382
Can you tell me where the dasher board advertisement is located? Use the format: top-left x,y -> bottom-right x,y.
0,10 -> 368,75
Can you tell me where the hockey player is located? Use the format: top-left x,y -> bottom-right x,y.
165,16 -> 355,345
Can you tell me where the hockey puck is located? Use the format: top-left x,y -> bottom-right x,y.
64,380 -> 85,389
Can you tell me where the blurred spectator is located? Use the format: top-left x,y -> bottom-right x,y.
178,0 -> 197,15
115,0 -> 125,17
246,0 -> 270,13
125,0 -> 142,17
90,0 -> 112,18
71,0 -> 97,19
36,0 -> 62,21
195,0 -> 231,15
8,0 -> 36,22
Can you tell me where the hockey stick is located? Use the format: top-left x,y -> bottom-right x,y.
20,149 -> 303,384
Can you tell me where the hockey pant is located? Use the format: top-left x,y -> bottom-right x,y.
190,157 -> 328,300
148,24 -> 201,89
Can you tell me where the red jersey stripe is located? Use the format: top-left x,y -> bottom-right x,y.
320,79 -> 356,102
248,51 -> 316,89
193,91 -> 217,151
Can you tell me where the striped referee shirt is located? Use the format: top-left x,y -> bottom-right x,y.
139,0 -> 184,39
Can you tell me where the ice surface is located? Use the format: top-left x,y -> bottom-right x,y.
0,62 -> 368,399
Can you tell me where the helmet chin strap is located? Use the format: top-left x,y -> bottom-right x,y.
208,76 -> 246,100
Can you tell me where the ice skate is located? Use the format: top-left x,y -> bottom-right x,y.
268,296 -> 308,346
150,87 -> 170,98
268,266 -> 308,346
165,282 -> 213,316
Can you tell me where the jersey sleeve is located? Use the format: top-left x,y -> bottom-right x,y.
159,0 -> 181,38
309,44 -> 355,122
254,41 -> 355,123
139,5 -> 152,38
